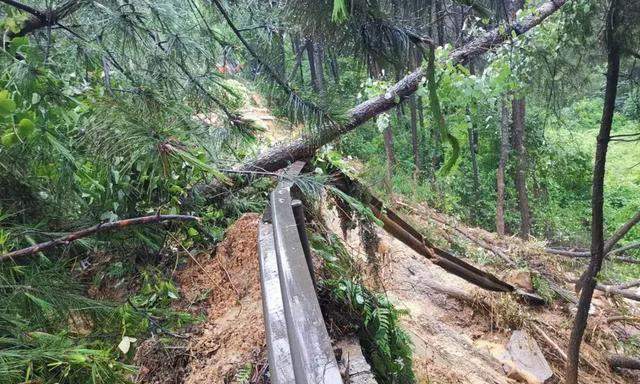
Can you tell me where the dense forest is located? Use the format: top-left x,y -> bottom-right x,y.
1,0 -> 640,383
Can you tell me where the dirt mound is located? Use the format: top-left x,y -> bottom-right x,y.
175,213 -> 267,383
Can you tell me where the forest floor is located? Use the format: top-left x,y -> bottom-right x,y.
323,197 -> 640,384
131,90 -> 640,384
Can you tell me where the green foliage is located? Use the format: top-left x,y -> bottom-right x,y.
331,0 -> 349,23
311,234 -> 415,384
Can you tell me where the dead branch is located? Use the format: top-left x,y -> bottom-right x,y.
606,316 -> 640,324
532,323 -> 568,361
0,214 -> 200,261
608,354 -> 640,370
614,278 -> 640,290
545,248 -> 640,264
567,279 -> 640,302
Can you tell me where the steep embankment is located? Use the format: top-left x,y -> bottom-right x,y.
136,89 -> 638,383
322,194 -> 639,383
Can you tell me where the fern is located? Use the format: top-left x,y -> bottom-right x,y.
312,234 -> 415,383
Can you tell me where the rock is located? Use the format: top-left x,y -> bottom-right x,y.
503,330 -> 554,384
506,270 -> 534,292
335,339 -> 377,384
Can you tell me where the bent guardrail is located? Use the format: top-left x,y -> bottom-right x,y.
258,161 -> 343,384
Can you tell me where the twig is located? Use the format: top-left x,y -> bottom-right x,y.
171,234 -> 223,294
532,323 -> 567,361
1,214 -> 200,261
606,315 -> 640,324
217,256 -> 241,300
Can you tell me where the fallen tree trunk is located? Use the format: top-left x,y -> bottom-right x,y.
614,278 -> 640,290
608,354 -> 640,370
567,279 -> 640,302
0,214 -> 200,261
546,249 -> 640,264
546,209 -> 640,257
198,0 -> 568,199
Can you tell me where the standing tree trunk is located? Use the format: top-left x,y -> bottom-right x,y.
306,38 -> 324,96
434,0 -> 445,46
512,97 -> 531,238
496,97 -> 510,236
468,105 -> 481,224
383,123 -> 395,193
566,13 -> 621,383
329,51 -> 340,84
410,95 -> 421,178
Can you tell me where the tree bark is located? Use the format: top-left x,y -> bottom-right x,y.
566,18 -> 621,383
306,38 -> 325,96
468,106 -> 481,224
512,97 -> 531,238
198,0 -> 568,199
305,38 -> 321,93
434,0 -> 445,46
410,95 -> 421,177
383,123 -> 395,193
496,97 -> 510,236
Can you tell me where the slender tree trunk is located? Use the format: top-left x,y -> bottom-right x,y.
512,96 -> 531,238
410,95 -> 421,178
329,51 -> 340,84
383,124 -> 395,193
566,31 -> 621,384
434,0 -> 445,46
468,106 -> 481,224
288,37 -> 306,84
306,38 -> 324,95
496,97 -> 510,236
275,31 -> 286,78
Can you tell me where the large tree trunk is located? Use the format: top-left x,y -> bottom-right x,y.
512,97 -> 531,238
198,0 -> 568,199
565,18 -> 621,384
496,98 -> 510,236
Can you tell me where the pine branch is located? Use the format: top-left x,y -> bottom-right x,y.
0,214 -> 200,261
1,0 -> 84,38
209,0 -> 337,128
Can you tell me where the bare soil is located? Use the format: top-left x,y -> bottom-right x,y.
136,213 -> 268,384
322,197 -> 639,384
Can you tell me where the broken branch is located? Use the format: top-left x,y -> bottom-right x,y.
0,214 -> 200,261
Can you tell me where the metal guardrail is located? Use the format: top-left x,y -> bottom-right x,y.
258,161 -> 344,384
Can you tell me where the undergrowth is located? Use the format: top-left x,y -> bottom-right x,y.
311,233 -> 415,384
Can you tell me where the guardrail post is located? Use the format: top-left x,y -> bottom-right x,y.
291,199 -> 316,289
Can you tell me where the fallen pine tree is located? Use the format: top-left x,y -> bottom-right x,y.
195,0 -> 569,201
